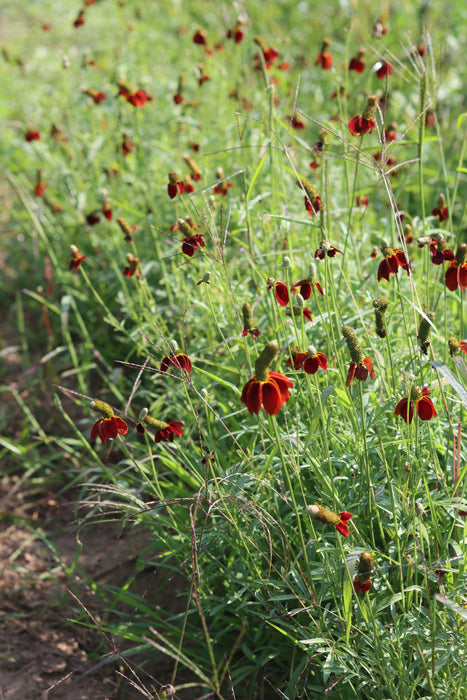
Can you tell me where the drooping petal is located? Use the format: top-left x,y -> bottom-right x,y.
394,398 -> 413,424
459,263 -> 467,289
416,397 -> 437,421
114,416 -> 128,436
445,265 -> 458,291
346,362 -> 356,386
363,356 -> 376,379
377,259 -> 391,282
243,379 -> 262,414
268,372 -> 293,403
261,380 -> 283,415
274,282 -> 289,306
303,356 -> 319,374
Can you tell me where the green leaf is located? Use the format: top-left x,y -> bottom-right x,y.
429,360 -> 467,408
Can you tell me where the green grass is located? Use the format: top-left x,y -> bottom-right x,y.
2,0 -> 467,697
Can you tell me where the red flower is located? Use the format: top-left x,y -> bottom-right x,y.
293,347 -> 327,374
122,133 -> 135,156
288,115 -> 306,130
346,357 -> 375,386
293,279 -> 324,299
91,416 -> 128,442
377,246 -> 409,281
25,129 -> 40,141
316,38 -> 332,69
384,122 -> 397,141
160,350 -> 192,374
181,233 -> 205,257
241,341 -> 292,415
394,386 -> 437,424
304,193 -> 323,217
349,50 -> 366,73
226,21 -> 244,44
118,84 -> 152,108
137,417 -> 184,443
445,243 -> 467,291
241,371 -> 293,415
314,240 -> 342,259
349,95 -> 378,136
429,235 -> 454,265
353,551 -> 374,594
123,254 -> 141,278
376,61 -> 393,79
242,302 -> 261,338
254,36 -> 280,69
267,279 -> 289,306
83,88 -> 107,104
69,245 -> 86,270
213,167 -> 233,195
193,27 -> 208,45
90,400 -> 128,443
73,11 -> 85,27
448,337 -> 467,357
34,182 -> 47,198
167,171 -> 184,199
306,504 -> 353,537
86,211 -> 101,226
349,114 -> 376,136
432,193 -> 448,222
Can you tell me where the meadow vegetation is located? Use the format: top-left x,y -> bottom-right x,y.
2,0 -> 467,697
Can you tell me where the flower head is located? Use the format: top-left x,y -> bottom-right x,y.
315,38 -> 333,70
160,341 -> 192,374
168,171 -> 184,199
293,346 -> 327,374
69,244 -> 86,270
213,167 -> 234,196
178,218 -> 205,257
394,386 -> 437,424
429,233 -> 454,265
90,400 -> 128,443
349,49 -> 366,73
117,80 -> 152,107
241,341 -> 293,415
417,310 -> 435,355
83,88 -> 107,104
123,253 -> 141,278
348,96 -> 378,136
305,504 -> 353,537
226,19 -> 245,44
373,296 -> 389,338
448,337 -> 467,357
296,177 -> 322,217
183,153 -> 202,181
254,36 -> 280,69
137,414 -> 184,443
432,193 -> 448,222
353,551 -> 374,593
122,133 -> 135,156
315,240 -> 343,260
242,302 -> 261,338
377,243 -> 409,281
25,129 -> 40,141
445,243 -> 467,291
267,279 -> 289,306
293,262 -> 324,299
376,61 -> 393,79
342,325 -> 375,386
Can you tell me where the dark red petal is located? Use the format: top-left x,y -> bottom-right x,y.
303,356 -> 319,374
114,417 -> 128,435
168,183 -> 177,199
315,282 -> 324,296
261,380 -> 283,415
244,378 -> 263,414
459,263 -> 467,289
416,397 -> 437,421
377,259 -> 390,282
445,265 -> 458,291
335,522 -> 350,537
387,254 -> 400,274
274,282 -> 289,306
354,363 -> 369,381
317,352 -> 328,370
395,398 -> 413,424
293,353 -> 307,370
348,115 -> 363,136
296,280 -> 311,300
346,363 -> 356,387
168,421 -> 184,436
268,372 -> 293,403
90,420 -> 100,441
363,357 -> 375,379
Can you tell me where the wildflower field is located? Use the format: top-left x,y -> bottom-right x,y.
2,0 -> 467,697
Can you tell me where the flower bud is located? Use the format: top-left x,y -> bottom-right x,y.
294,293 -> 304,308
137,407 -> 149,422
281,256 -> 292,269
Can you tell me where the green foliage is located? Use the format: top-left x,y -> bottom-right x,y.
2,0 -> 467,697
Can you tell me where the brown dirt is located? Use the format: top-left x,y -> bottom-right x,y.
0,481 -> 190,700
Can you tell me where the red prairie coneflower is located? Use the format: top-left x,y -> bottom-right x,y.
315,38 -> 333,70
123,253 -> 141,278
168,171 -> 184,199
293,346 -> 327,374
267,278 -> 289,306
314,240 -> 343,260
293,262 -> 324,298
160,341 -> 192,374
394,386 -> 437,424
445,243 -> 467,291
353,551 -> 374,593
377,242 -> 409,281
376,61 -> 393,79
305,504 -> 353,537
242,302 -> 261,338
241,341 -> 293,415
90,400 -> 128,443
429,234 -> 454,265
68,245 -> 86,270
136,412 -> 184,443
448,337 -> 467,357
432,193 -> 448,222
349,49 -> 366,73
342,325 -> 375,386
348,95 -> 378,136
